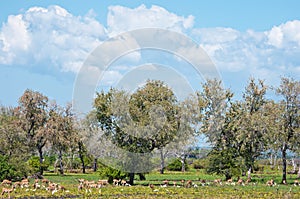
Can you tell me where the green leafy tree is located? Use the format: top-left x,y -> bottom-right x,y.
199,79 -> 233,145
0,106 -> 30,179
271,77 -> 300,183
198,79 -> 243,180
237,78 -> 268,177
94,80 -> 179,185
206,102 -> 242,180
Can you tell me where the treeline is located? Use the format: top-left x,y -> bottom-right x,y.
0,77 -> 299,185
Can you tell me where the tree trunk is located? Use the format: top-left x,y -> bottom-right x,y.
298,165 -> 300,178
292,158 -> 297,173
282,144 -> 287,183
181,156 -> 186,172
78,142 -> 85,174
58,150 -> 64,175
38,146 -> 44,176
160,149 -> 164,174
247,167 -> 251,179
93,158 -> 97,172
129,173 -> 135,185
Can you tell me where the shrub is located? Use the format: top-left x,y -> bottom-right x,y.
192,159 -> 209,170
27,156 -> 50,173
0,155 -> 24,181
98,163 -> 127,183
167,158 -> 189,171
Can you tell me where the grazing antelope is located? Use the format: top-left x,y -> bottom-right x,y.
173,181 -> 177,187
1,179 -> 12,186
78,183 -> 84,191
246,178 -> 251,184
97,180 -> 108,187
46,184 -> 57,195
21,179 -> 29,188
294,180 -> 299,186
13,181 -> 22,188
237,178 -> 244,185
149,184 -> 155,190
1,186 -> 14,198
42,178 -> 50,184
214,179 -> 222,185
266,179 -> 274,186
113,179 -> 120,186
163,180 -> 169,186
185,180 -> 192,188
181,179 -> 185,187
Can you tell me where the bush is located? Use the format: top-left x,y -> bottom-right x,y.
98,163 -> 128,183
27,156 -> 50,173
0,155 -> 24,181
192,159 -> 209,170
166,158 -> 188,171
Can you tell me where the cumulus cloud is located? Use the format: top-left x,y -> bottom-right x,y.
267,20 -> 300,48
107,4 -> 194,35
192,20 -> 300,84
0,5 -> 107,73
0,4 -> 299,89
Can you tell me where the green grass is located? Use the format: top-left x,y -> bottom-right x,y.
2,168 -> 300,198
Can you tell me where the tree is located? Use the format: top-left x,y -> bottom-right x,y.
198,79 -> 233,145
0,106 -> 30,179
206,102 -> 242,180
18,89 -> 49,176
198,79 -> 241,180
237,78 -> 268,177
274,77 -> 300,183
47,102 -> 77,175
94,80 -> 179,185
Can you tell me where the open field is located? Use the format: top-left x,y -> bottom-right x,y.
2,166 -> 300,199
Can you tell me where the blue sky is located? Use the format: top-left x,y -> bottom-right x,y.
1,0 -> 300,109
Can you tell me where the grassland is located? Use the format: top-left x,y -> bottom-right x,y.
2,166 -> 300,198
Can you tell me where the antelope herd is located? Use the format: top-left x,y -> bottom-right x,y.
1,176 -> 300,198
0,178 -> 68,198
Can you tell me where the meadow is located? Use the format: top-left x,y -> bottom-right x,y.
3,165 -> 300,199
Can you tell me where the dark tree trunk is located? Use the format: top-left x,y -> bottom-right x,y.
225,173 -> 232,181
78,142 -> 85,174
129,173 -> 135,185
282,144 -> 287,184
93,158 -> 98,172
38,146 -> 44,176
58,150 -> 64,175
138,173 -> 146,180
160,149 -> 164,174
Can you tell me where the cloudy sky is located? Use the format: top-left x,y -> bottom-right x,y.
1,0 -> 300,110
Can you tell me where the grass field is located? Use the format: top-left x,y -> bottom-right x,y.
2,166 -> 300,198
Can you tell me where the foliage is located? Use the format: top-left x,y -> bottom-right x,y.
94,80 -> 180,184
206,145 -> 242,180
167,158 -> 189,171
0,155 -> 23,181
18,89 -> 49,175
98,163 -> 128,183
191,159 -> 209,170
28,156 -> 50,173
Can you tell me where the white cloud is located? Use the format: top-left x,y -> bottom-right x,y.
192,20 -> 300,85
0,14 -> 31,64
267,20 -> 300,48
0,4 -> 299,90
107,4 -> 194,36
0,5 -> 107,73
